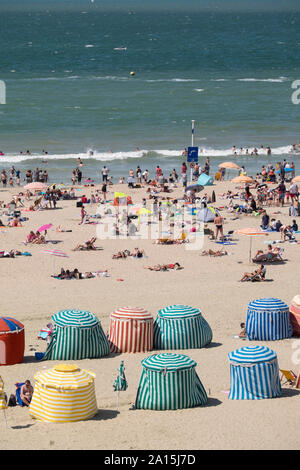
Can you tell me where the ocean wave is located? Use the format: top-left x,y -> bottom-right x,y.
237,78 -> 288,83
0,145 -> 294,163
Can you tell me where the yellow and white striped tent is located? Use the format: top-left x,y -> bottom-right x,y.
0,376 -> 7,410
29,364 -> 98,423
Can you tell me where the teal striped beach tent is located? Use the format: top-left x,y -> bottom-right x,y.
135,353 -> 208,410
42,309 -> 110,360
153,305 -> 212,350
246,298 -> 292,341
228,345 -> 282,400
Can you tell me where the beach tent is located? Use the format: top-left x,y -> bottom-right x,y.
42,309 -> 110,361
0,317 -> 25,366
135,353 -> 207,410
197,173 -> 213,186
228,346 -> 282,400
290,295 -> 300,336
153,305 -> 212,350
246,298 -> 292,341
196,206 -> 219,223
29,364 -> 98,423
113,192 -> 132,206
109,307 -> 153,353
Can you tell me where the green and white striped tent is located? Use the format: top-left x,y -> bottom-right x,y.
135,353 -> 208,410
153,305 -> 212,350
42,309 -> 110,361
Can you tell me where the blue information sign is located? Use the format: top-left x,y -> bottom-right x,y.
187,146 -> 198,163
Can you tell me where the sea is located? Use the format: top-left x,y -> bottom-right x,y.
1,2 -> 300,184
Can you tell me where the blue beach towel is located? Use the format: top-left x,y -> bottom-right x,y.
15,383 -> 25,406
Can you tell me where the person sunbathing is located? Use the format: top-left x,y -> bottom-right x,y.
56,225 -> 72,233
143,262 -> 181,271
32,231 -> 46,244
201,249 -> 228,257
253,245 -> 283,262
73,237 -> 97,251
240,265 -> 266,282
131,247 -> 145,258
112,250 -> 131,259
9,217 -> 22,227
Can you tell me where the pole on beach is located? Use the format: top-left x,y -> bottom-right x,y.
190,120 -> 195,183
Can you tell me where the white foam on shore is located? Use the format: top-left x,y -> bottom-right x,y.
0,145 -> 294,163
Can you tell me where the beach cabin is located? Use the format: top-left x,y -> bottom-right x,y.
0,317 -> 25,366
41,309 -> 110,361
290,295 -> 300,336
228,346 -> 282,400
153,305 -> 212,350
29,364 -> 98,423
109,307 -> 154,353
135,353 -> 207,410
246,298 -> 292,341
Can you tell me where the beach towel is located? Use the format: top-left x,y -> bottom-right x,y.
15,383 -> 25,406
215,241 -> 237,245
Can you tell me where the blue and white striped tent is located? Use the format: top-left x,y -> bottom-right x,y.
246,298 -> 292,341
228,345 -> 282,400
153,305 -> 212,350
42,309 -> 110,361
135,353 -> 208,410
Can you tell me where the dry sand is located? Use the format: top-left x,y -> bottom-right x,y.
0,180 -> 299,450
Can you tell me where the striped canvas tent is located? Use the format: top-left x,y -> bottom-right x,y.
0,317 -> 25,365
246,298 -> 292,341
29,364 -> 98,423
0,376 -> 7,410
108,307 -> 153,353
42,309 -> 110,361
290,295 -> 300,336
228,346 -> 282,400
135,353 -> 207,410
153,305 -> 212,350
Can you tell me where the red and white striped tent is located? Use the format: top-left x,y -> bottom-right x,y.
108,307 -> 153,353
290,295 -> 300,336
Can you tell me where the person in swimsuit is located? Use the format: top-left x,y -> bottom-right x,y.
20,380 -> 34,406
214,215 -> 224,241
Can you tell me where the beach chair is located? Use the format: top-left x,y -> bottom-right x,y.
279,369 -> 297,386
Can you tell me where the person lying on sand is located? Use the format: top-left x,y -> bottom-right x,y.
31,231 -> 46,244
56,225 -> 72,233
201,249 -> 228,257
73,237 -> 97,251
143,262 -> 181,271
112,250 -> 130,259
240,265 -> 266,282
131,247 -> 145,258
9,217 -> 23,227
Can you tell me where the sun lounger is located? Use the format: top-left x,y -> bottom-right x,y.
280,369 -> 297,386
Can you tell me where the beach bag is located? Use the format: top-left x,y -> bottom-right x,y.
8,394 -> 16,407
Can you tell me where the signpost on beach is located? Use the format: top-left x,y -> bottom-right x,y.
187,120 -> 198,183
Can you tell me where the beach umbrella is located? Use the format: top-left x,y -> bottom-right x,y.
231,175 -> 253,183
0,376 -> 8,427
218,162 -> 240,169
292,176 -> 300,183
113,361 -> 128,410
185,184 -> 204,192
234,227 -> 269,262
38,224 -> 53,233
42,249 -> 68,257
24,182 -> 48,191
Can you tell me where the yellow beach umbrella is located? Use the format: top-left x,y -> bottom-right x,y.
29,364 -> 98,423
235,228 -> 269,262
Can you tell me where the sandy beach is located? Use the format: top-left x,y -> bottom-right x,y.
0,178 -> 299,450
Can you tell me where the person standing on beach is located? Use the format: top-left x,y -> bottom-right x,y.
77,167 -> 82,184
101,166 -> 109,183
214,214 -> 224,241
